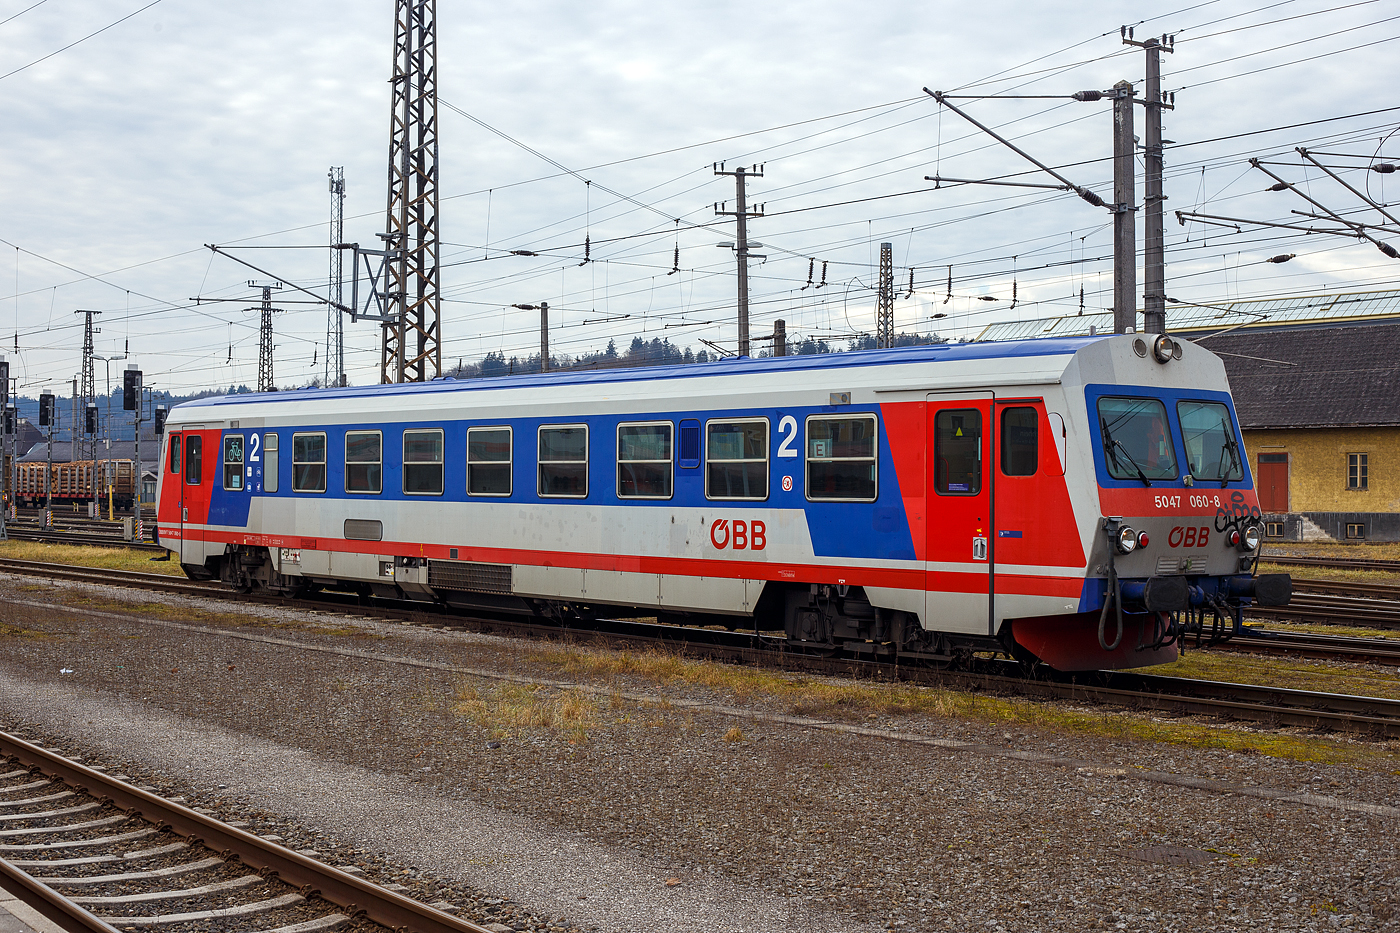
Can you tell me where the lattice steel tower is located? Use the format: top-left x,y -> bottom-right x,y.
381,0 -> 441,384
252,283 -> 282,393
327,167 -> 346,388
875,242 -> 894,349
75,310 -> 99,464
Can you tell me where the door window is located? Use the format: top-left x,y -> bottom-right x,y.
184,435 -> 202,486
934,409 -> 981,495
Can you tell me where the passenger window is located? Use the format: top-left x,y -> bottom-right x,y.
403,429 -> 444,495
263,433 -> 279,493
184,435 -> 202,486
539,425 -> 588,497
1097,397 -> 1178,481
1000,407 -> 1038,477
345,431 -> 382,494
806,415 -> 877,500
618,422 -> 672,499
1177,400 -> 1244,483
222,435 -> 245,490
468,427 -> 512,496
706,419 -> 768,500
934,409 -> 981,495
293,433 -> 327,493
169,435 -> 181,474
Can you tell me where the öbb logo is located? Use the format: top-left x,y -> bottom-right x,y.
709,519 -> 767,550
1168,526 -> 1211,548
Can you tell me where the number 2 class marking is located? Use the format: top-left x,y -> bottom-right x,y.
777,415 -> 798,458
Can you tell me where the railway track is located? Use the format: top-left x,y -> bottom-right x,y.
0,730 -> 492,933
1259,553 -> 1400,574
1220,628 -> 1400,663
2,557 -> 1400,740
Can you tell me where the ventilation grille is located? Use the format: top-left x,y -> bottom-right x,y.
344,519 -> 383,541
1157,553 -> 1207,575
428,560 -> 512,595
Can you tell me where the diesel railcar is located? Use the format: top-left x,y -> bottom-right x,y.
154,333 -> 1289,672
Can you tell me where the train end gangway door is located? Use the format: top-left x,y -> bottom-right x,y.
925,391 -> 994,637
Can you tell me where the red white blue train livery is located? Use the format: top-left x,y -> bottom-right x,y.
154,333 -> 1289,671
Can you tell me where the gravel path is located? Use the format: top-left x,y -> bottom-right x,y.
0,574 -> 1397,932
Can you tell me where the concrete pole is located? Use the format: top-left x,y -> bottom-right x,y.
1112,80 -> 1137,335
1142,42 -> 1167,335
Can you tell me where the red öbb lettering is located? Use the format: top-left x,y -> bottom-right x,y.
1167,525 -> 1211,548
710,518 -> 767,550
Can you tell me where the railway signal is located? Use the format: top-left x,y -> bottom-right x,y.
123,368 -> 142,411
154,404 -> 167,435
39,391 -> 54,426
85,403 -> 98,435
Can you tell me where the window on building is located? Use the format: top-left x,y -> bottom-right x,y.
539,425 -> 588,497
618,422 -> 673,498
934,409 -> 981,495
1000,407 -> 1038,477
403,429 -> 444,495
223,434 -> 245,490
345,431 -> 382,494
1265,521 -> 1285,538
706,419 -> 768,500
468,427 -> 512,496
806,415 -> 877,500
1177,400 -> 1244,483
1346,522 -> 1367,539
1096,396 -> 1178,481
292,433 -> 327,493
1348,452 -> 1369,490
263,433 -> 279,494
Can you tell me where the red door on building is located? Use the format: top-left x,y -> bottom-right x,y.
1257,453 -> 1289,513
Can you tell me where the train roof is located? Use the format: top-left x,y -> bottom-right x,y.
174,336 -> 1105,414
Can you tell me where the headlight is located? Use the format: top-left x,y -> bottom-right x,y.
1152,334 -> 1176,364
1242,525 -> 1261,551
1115,524 -> 1138,554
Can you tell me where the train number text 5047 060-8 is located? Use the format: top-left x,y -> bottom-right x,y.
1153,494 -> 1221,510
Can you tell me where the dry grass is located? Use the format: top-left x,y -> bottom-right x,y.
523,642 -> 1400,769
453,683 -> 598,742
1263,541 -> 1400,560
1140,651 -> 1400,701
0,540 -> 185,576
1258,561 -> 1400,588
1242,619 -> 1400,640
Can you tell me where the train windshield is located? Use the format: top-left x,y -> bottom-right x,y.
1096,397 -> 1177,485
1177,400 -> 1244,484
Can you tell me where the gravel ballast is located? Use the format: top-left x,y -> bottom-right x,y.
0,574 -> 1397,932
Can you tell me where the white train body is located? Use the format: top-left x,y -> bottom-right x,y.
155,335 -> 1284,671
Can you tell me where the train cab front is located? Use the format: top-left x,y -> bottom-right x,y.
1010,334 -> 1292,672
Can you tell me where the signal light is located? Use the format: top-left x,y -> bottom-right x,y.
0,360 -> 7,407
154,405 -> 167,435
123,369 -> 141,411
3,404 -> 14,436
84,403 -> 98,435
39,392 -> 54,427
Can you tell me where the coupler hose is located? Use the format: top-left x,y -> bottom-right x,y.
1098,555 -> 1124,652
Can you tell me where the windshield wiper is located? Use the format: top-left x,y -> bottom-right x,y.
1216,420 -> 1242,488
1101,417 -> 1152,487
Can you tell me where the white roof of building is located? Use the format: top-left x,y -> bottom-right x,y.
976,288 -> 1400,342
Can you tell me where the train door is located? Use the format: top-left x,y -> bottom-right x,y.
180,431 -> 211,564
926,393 -> 993,635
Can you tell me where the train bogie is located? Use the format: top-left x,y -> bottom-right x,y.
155,334 -> 1288,671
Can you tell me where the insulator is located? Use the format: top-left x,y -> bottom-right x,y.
1380,242 -> 1400,259
1079,285 -> 1085,312
1267,182 -> 1290,192
1076,187 -> 1105,208
1372,163 -> 1397,174
668,244 -> 680,275
978,295 -> 998,302
944,265 -> 952,304
1265,253 -> 1296,264
1072,90 -> 1102,102
1010,278 -> 1018,310
817,261 -> 828,288
905,267 -> 915,299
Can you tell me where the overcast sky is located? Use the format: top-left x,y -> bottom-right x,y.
3,0 -> 1399,398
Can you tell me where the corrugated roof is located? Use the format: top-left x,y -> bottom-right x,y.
977,288 -> 1400,342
